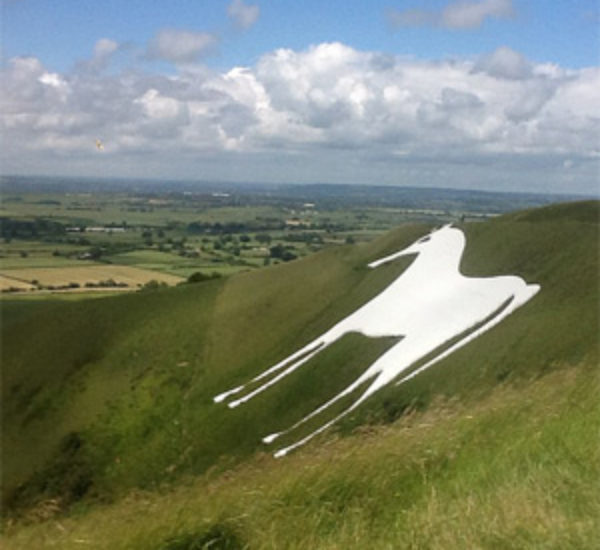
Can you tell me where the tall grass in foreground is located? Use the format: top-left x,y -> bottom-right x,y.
4,359 -> 598,549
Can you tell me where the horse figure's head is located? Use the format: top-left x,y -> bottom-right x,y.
368,224 -> 465,269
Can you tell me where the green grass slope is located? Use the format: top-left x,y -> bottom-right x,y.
2,201 -> 598,548
5,361 -> 597,549
1,223 -> 425,510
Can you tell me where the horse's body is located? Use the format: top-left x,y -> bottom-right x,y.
215,225 -> 540,457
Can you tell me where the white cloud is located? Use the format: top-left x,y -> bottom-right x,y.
148,29 -> 217,63
443,0 -> 514,29
473,46 -> 532,80
135,89 -> 180,119
389,0 -> 514,29
75,38 -> 122,73
387,8 -> 437,28
227,0 -> 260,30
1,43 -> 598,194
94,38 -> 119,58
7,56 -> 44,80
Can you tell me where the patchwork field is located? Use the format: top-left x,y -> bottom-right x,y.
0,265 -> 183,291
1,182 -> 571,296
0,275 -> 36,291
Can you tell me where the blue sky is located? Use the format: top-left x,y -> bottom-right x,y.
1,0 -> 599,194
4,0 -> 598,71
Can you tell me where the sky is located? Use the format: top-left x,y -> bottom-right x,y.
1,0 -> 599,194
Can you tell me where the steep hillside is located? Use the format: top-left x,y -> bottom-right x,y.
2,223 -> 427,510
5,361 -> 597,549
2,201 -> 598,548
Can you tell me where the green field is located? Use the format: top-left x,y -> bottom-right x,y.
2,184 -> 564,295
2,200 -> 598,548
1,191 -> 385,288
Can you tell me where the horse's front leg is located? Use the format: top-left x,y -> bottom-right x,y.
214,335 -> 332,407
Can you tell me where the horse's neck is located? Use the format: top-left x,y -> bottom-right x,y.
407,242 -> 464,278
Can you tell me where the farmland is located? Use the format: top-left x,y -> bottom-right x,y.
0,176 -> 575,297
0,265 -> 182,293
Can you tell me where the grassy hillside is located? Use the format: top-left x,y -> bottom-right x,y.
2,201 -> 598,548
5,360 -> 597,549
1,223 -> 426,508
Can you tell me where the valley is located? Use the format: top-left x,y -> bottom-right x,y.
0,176 -> 571,298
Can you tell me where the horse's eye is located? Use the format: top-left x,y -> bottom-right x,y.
417,236 -> 431,244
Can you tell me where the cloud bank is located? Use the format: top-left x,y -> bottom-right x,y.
1,41 -> 598,193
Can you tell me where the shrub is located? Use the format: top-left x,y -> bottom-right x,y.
187,271 -> 222,284
141,280 -> 168,291
270,244 -> 295,260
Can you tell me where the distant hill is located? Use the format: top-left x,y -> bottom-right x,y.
1,174 -> 594,213
2,201 -> 598,549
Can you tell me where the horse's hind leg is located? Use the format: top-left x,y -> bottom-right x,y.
269,369 -> 387,457
262,367 -> 376,444
395,285 -> 540,389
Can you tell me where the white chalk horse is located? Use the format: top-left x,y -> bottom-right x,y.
214,225 -> 540,457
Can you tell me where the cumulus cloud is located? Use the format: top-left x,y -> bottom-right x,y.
1,43 -> 598,193
147,29 -> 217,63
74,38 -> 122,73
389,0 -> 514,29
473,46 -> 532,79
227,0 -> 260,29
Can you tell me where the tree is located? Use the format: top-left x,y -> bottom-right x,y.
256,233 -> 272,245
187,271 -> 210,283
187,271 -> 221,284
270,244 -> 297,262
141,280 -> 168,291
